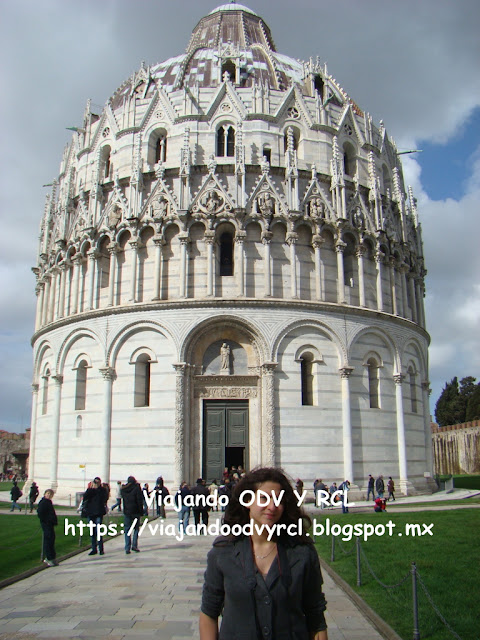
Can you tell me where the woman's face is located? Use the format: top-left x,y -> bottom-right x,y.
247,481 -> 285,527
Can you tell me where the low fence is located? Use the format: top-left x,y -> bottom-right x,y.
329,535 -> 463,640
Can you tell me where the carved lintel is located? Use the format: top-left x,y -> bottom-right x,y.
195,386 -> 258,399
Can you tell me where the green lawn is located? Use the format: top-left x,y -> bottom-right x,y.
0,514 -> 97,582
313,509 -> 478,640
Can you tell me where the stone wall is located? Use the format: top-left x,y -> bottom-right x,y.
0,429 -> 30,476
431,420 -> 480,475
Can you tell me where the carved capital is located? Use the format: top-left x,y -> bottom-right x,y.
52,374 -> 64,386
356,245 -> 367,258
421,380 -> 432,395
375,250 -> 385,264
286,232 -> 298,246
99,366 -> 116,382
173,363 -> 188,375
262,362 -> 277,376
31,383 -> 40,394
204,231 -> 216,245
339,366 -> 354,379
178,234 -> 190,246
312,234 -> 324,249
261,231 -> 273,245
108,243 -> 119,256
153,236 -> 165,248
335,240 -> 347,254
393,374 -> 405,385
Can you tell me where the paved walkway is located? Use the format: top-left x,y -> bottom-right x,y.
0,511 -> 386,640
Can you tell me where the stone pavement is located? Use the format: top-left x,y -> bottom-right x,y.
0,511 -> 387,640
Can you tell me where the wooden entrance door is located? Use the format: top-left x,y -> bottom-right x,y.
203,400 -> 248,482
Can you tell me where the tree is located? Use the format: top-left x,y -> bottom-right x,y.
466,384 -> 480,422
435,376 -> 480,426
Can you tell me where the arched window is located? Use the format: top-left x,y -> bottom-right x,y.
155,134 -> 167,163
367,357 -> 380,409
220,232 -> 234,276
343,235 -> 356,286
101,146 -> 112,180
41,369 -> 50,415
314,75 -> 324,100
216,125 -> 235,157
408,366 -> 418,413
134,354 -> 151,407
221,59 -> 236,82
343,142 -> 356,177
301,353 -> 314,406
262,146 -> 272,163
76,415 -> 83,438
75,360 -> 88,411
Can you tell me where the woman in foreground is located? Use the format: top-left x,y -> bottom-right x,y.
199,467 -> 328,640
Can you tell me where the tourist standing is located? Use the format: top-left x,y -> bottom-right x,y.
29,481 -> 39,512
82,477 -> 109,556
367,474 -> 375,501
191,478 -> 210,532
121,476 -> 143,554
175,481 -> 191,533
10,481 -> 22,511
37,489 -> 58,566
375,474 -> 385,499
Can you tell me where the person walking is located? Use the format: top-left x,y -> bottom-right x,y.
37,489 -> 58,567
367,475 -> 375,501
338,480 -> 350,514
375,474 -> 385,499
121,476 -> 143,554
111,481 -> 122,512
387,477 -> 395,501
10,481 -> 23,511
29,481 -> 40,513
82,477 -> 109,556
208,479 -> 219,511
175,481 -> 191,533
191,478 -> 210,532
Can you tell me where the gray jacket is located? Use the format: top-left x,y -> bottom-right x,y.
201,535 -> 327,640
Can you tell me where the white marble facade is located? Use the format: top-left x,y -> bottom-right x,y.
29,3 -> 433,499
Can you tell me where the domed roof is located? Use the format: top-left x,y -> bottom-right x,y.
209,3 -> 257,16
111,3 -> 305,106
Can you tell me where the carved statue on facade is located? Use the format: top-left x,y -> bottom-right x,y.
108,205 -> 122,228
309,197 -> 324,219
152,196 -> 168,218
220,343 -> 231,374
257,191 -> 275,218
353,206 -> 365,229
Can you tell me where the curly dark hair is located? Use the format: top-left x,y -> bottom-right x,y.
222,467 -> 312,543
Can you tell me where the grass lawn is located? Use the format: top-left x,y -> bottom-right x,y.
313,508 -> 478,640
0,514 -> 98,582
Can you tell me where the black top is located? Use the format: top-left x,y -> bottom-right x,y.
201,536 -> 327,640
82,486 -> 109,517
121,481 -> 144,517
37,497 -> 58,526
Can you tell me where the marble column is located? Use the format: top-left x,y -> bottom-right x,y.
87,250 -> 97,310
422,381 -> 434,478
49,374 -> 63,492
262,232 -> 273,297
71,255 -> 82,314
129,241 -> 139,303
408,275 -> 417,322
340,367 -> 354,483
394,374 -> 409,493
375,251 -> 384,312
312,235 -> 324,301
28,384 -> 39,480
179,235 -> 189,299
400,264 -> 408,318
42,275 -> 51,326
356,245 -> 366,307
205,231 -> 215,297
152,237 -> 164,301
262,363 -> 277,467
415,278 -> 424,327
235,231 -> 246,297
287,232 -> 298,299
35,283 -> 45,330
99,367 -> 116,485
57,263 -> 67,319
173,363 -> 187,488
49,268 -> 59,323
389,257 -> 398,316
107,245 -> 118,306
335,241 -> 346,304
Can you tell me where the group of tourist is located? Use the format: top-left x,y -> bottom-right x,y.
367,474 -> 396,501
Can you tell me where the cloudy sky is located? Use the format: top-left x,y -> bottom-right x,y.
1,0 -> 479,433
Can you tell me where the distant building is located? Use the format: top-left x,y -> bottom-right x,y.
0,430 -> 30,476
431,421 -> 480,475
29,3 -> 432,499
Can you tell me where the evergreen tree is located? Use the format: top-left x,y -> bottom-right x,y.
465,383 -> 480,422
435,376 -> 479,426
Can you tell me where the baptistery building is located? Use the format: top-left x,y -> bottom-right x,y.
29,3 -> 433,499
